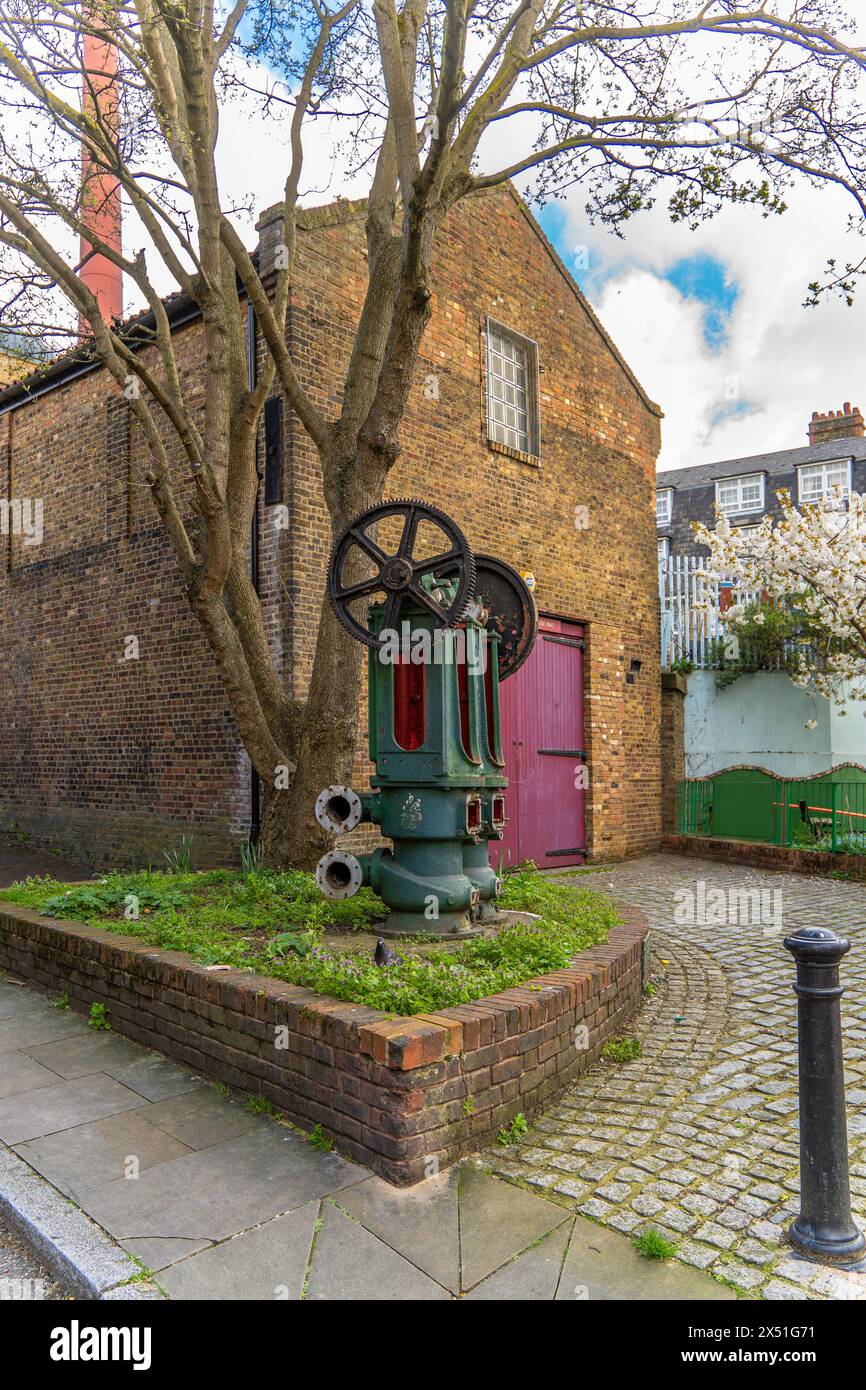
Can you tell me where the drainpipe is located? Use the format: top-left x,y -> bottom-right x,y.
247,301 -> 261,843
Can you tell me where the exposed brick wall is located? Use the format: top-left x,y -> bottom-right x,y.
0,183 -> 662,866
663,831 -> 866,881
0,898 -> 649,1185
0,335 -> 248,867
281,185 -> 663,861
660,672 -> 687,832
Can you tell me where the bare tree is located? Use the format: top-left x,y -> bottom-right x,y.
0,0 -> 865,866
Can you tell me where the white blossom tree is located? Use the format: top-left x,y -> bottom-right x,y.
695,488 -> 866,705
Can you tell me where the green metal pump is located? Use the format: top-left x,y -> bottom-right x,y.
315,499 -> 537,937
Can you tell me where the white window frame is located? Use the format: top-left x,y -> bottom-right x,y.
797,457 -> 852,503
656,488 -> 673,526
714,472 -> 765,516
485,319 -> 540,458
657,537 -> 670,563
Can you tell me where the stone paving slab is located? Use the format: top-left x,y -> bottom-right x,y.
120,1235 -> 214,1272
336,1169 -> 462,1292
305,1202 -> 452,1301
555,1211 -> 736,1301
483,853 -> 866,1301
24,1030 -> 151,1080
0,1050 -> 60,1100
458,1164 -> 571,1289
0,1072 -> 148,1144
79,1123 -> 365,1247
135,1088 -> 260,1150
464,1221 -> 573,1300
157,1203 -> 320,1301
101,1054 -> 203,1103
15,1109 -> 195,1199
0,1005 -> 86,1054
0,980 -> 62,1021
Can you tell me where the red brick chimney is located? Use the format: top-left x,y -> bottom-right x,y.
78,24 -> 122,334
808,402 -> 865,447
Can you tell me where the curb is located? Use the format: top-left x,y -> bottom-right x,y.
0,1145 -> 165,1300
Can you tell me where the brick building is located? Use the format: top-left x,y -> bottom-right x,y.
0,184 -> 663,868
657,402 -> 866,561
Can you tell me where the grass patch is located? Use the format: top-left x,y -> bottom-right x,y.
308,1123 -> 334,1153
633,1229 -> 677,1260
602,1036 -> 641,1062
245,1094 -> 278,1116
0,866 -> 616,1016
496,1112 -> 528,1146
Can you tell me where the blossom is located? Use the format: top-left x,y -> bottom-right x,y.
695,489 -> 866,703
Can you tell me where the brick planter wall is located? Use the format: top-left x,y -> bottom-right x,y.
662,831 -> 866,880
0,901 -> 649,1186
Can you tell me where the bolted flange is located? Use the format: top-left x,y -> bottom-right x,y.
315,785 -> 363,835
316,850 -> 364,900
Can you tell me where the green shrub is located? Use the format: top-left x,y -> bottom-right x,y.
602,1036 -> 641,1062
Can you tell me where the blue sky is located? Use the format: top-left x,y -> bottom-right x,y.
538,201 -> 739,351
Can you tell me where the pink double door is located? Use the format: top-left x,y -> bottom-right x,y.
495,615 -> 586,870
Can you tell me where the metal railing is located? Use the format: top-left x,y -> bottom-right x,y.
659,555 -> 760,671
676,775 -> 866,853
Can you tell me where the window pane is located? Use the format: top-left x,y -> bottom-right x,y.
718,482 -> 738,509
487,325 -> 532,453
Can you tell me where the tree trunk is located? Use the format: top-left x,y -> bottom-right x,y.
256,248 -> 436,869
259,595 -> 366,869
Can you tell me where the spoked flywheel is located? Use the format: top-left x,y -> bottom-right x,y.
438,553 -> 538,679
327,499 -> 476,648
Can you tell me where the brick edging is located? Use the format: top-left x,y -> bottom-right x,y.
662,832 -> 866,881
0,899 -> 649,1185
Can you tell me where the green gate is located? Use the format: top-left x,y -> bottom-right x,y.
676,765 -> 866,851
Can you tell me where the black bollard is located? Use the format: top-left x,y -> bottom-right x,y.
783,926 -> 865,1266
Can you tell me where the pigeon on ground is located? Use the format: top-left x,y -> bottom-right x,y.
374,937 -> 403,967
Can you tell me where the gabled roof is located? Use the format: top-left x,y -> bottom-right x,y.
657,434 -> 866,491
258,183 -> 663,419
0,288 -> 202,415
0,182 -> 661,422
500,185 -> 661,418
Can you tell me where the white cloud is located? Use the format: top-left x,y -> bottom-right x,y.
557,185 -> 866,471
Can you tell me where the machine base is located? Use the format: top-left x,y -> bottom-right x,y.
377,910 -> 488,940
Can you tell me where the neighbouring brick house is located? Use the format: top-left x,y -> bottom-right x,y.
657,402 -> 866,561
0,184 -> 663,869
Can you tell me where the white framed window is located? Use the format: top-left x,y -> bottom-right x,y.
715,473 -> 765,515
797,458 -> 852,503
657,537 -> 670,563
656,488 -> 673,526
485,320 -> 539,457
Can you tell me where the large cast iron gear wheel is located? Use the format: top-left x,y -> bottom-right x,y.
327,499 -> 476,648
439,553 -> 538,679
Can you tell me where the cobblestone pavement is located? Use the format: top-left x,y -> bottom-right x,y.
483,853 -> 866,1301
